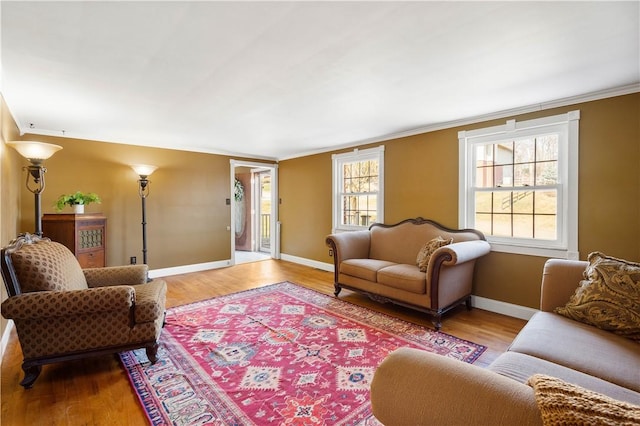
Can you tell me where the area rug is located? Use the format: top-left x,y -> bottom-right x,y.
120,281 -> 486,425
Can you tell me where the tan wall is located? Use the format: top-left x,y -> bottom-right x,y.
1,95 -> 23,343
9,134 -> 247,270
279,93 -> 640,308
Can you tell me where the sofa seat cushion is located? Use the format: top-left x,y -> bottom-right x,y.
377,264 -> 426,294
340,259 -> 396,282
489,352 -> 640,405
508,312 -> 640,393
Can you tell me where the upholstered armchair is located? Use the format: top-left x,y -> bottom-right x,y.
1,233 -> 167,388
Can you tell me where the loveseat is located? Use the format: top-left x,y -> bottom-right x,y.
370,256 -> 640,425
326,218 -> 491,329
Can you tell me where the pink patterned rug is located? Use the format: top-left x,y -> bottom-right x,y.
120,282 -> 485,425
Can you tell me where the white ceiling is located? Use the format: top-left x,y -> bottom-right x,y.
2,1 -> 639,160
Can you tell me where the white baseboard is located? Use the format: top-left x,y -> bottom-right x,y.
471,295 -> 538,320
1,320 -> 14,360
279,253 -> 334,272
148,260 -> 231,279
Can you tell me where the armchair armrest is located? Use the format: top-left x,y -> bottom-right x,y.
540,259 -> 588,312
434,240 -> 491,266
371,347 -> 542,426
84,264 -> 148,287
1,286 -> 135,320
326,231 -> 371,263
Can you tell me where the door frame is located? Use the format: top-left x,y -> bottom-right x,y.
229,159 -> 279,265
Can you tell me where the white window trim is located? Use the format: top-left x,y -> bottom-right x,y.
458,111 -> 579,259
332,145 -> 384,233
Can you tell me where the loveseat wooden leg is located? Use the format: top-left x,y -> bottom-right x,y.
432,315 -> 442,331
334,284 -> 342,297
465,296 -> 472,311
146,343 -> 159,364
20,364 -> 42,389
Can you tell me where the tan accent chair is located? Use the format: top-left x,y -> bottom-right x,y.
1,233 -> 167,388
326,218 -> 490,329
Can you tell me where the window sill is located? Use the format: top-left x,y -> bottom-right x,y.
488,242 -> 579,259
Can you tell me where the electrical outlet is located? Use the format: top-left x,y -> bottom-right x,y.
130,256 -> 137,265
328,249 -> 333,257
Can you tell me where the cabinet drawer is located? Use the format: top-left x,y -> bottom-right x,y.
77,250 -> 105,268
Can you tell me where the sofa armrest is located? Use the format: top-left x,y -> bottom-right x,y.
326,231 -> 371,263
540,259 -> 588,312
371,347 -> 542,426
435,240 -> 491,266
84,264 -> 148,287
1,286 -> 135,320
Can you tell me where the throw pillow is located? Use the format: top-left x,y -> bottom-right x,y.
527,374 -> 640,426
555,251 -> 640,341
416,236 -> 453,272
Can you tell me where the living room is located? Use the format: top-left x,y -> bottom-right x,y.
1,1 -> 639,424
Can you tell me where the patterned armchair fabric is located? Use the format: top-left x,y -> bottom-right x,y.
0,234 -> 167,388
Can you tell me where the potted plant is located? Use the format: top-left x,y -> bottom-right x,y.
54,191 -> 101,213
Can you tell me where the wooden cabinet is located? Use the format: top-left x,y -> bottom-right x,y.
42,214 -> 107,268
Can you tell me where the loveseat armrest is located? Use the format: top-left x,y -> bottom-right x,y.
1,286 -> 135,320
540,259 -> 588,312
326,231 -> 371,263
84,264 -> 148,287
371,347 -> 542,426
434,239 -> 491,266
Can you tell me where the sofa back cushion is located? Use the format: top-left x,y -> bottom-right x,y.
369,219 -> 482,265
11,240 -> 88,293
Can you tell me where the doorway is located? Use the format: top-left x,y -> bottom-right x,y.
230,160 -> 279,264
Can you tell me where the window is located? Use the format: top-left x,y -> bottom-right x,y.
459,111 -> 579,258
332,146 -> 384,232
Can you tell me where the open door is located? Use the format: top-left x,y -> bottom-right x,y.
230,160 -> 279,265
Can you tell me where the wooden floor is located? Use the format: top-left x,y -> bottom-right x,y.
1,259 -> 526,425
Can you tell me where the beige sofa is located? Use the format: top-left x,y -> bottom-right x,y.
326,218 -> 490,329
370,258 -> 640,425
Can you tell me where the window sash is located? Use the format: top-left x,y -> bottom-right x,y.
459,111 -> 579,259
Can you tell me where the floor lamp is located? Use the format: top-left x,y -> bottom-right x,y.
131,165 -> 158,270
8,141 -> 63,236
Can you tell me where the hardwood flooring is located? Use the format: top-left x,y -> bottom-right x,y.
1,259 -> 526,425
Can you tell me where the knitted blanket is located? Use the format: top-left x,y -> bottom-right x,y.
527,374 -> 640,426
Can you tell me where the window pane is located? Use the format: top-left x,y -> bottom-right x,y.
475,192 -> 492,212
495,165 -> 513,187
535,215 -> 557,240
514,163 -> 535,186
512,191 -> 533,214
514,139 -> 535,163
536,135 -> 558,161
492,214 -> 512,236
513,215 -> 533,238
495,142 -> 513,165
534,190 -> 557,214
536,161 -> 558,185
474,213 -> 492,236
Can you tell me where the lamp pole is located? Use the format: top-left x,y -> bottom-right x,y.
131,164 -> 157,279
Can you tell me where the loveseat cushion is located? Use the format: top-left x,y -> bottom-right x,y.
340,259 -> 396,282
377,264 -> 426,294
489,352 -> 640,405
507,312 -> 640,393
11,240 -> 88,293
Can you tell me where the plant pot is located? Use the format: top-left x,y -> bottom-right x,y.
73,204 -> 85,214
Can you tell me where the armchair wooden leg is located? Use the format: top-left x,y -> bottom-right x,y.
146,343 -> 159,364
465,296 -> 473,311
20,364 -> 42,389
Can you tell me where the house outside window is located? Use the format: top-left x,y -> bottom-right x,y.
332,146 -> 384,232
458,111 -> 579,259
